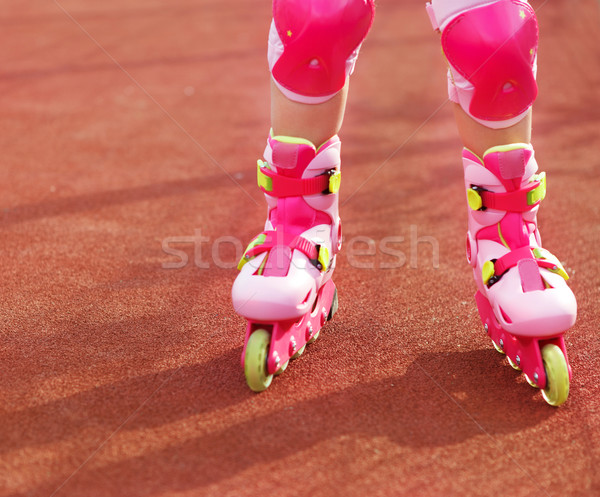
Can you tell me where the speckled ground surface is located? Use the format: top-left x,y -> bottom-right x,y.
1,1 -> 599,496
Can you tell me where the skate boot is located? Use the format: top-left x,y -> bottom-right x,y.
464,144 -> 576,405
232,133 -> 342,392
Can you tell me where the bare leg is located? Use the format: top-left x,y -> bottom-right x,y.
453,104 -> 532,156
271,79 -> 349,146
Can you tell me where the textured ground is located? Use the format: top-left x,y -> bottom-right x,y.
1,1 -> 599,496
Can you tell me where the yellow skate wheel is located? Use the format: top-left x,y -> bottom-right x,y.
291,344 -> 306,360
244,329 -> 273,392
524,374 -> 539,389
492,340 -> 505,355
541,344 -> 569,407
274,360 -> 288,376
327,289 -> 339,321
308,330 -> 320,344
507,355 -> 521,371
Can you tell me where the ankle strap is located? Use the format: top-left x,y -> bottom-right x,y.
257,160 -> 341,197
467,172 -> 546,212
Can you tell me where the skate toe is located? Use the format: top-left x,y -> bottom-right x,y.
232,253 -> 322,321
489,274 -> 576,337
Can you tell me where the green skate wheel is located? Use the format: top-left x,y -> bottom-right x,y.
492,340 -> 505,355
541,344 -> 569,407
507,355 -> 521,371
308,330 -> 320,344
327,289 -> 339,321
244,329 -> 273,392
291,344 -> 306,360
274,360 -> 288,376
524,373 -> 539,388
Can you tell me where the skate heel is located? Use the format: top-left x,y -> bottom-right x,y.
242,280 -> 338,392
475,290 -> 571,406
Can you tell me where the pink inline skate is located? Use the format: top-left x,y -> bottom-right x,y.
464,144 -> 576,405
232,134 -> 342,391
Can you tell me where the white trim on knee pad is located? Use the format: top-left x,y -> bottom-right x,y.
427,0 -> 531,31
446,67 -> 535,129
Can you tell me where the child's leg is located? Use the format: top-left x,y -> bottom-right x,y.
428,0 -> 576,405
233,0 -> 375,392
453,106 -> 531,158
271,79 -> 349,148
267,0 -> 374,144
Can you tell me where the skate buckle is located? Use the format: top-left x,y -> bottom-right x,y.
317,245 -> 330,271
325,169 -> 341,195
237,233 -> 267,270
310,245 -> 330,272
533,247 -> 569,281
256,160 -> 273,192
467,185 -> 487,211
527,172 -> 546,206
482,259 -> 500,286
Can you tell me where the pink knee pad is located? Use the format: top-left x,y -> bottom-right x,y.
269,0 -> 375,104
427,0 -> 538,128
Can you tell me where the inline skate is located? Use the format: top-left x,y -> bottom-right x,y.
464,144 -> 576,405
232,133 -> 342,392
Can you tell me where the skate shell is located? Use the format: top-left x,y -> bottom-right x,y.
232,225 -> 335,322
486,277 -> 577,338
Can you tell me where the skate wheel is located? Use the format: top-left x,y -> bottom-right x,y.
308,330 -> 320,344
507,356 -> 521,371
524,374 -> 539,389
291,345 -> 306,360
327,289 -> 339,321
244,329 -> 273,392
492,340 -> 505,355
541,344 -> 569,407
274,360 -> 288,376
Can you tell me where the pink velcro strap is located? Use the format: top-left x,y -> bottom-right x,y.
537,260 -> 558,271
258,164 -> 333,197
244,231 -> 293,258
494,246 -> 534,277
491,245 -> 557,290
479,178 -> 543,212
244,230 -> 318,261
487,244 -> 566,290
518,258 -> 545,292
265,245 -> 293,277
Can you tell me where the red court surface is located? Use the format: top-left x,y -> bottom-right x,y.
1,1 -> 600,496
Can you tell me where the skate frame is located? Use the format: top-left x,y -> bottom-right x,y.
475,291 -> 572,389
241,279 -> 337,375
